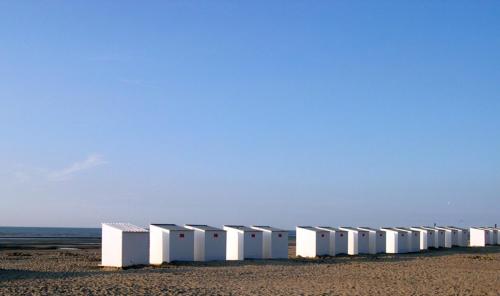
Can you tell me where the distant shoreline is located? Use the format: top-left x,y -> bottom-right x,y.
0,226 -> 296,250
0,226 -> 101,250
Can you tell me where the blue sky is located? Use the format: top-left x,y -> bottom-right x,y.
1,1 -> 499,228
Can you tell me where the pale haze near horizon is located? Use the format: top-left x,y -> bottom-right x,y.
1,1 -> 499,229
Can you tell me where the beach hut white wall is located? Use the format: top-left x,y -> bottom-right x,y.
395,228 -> 420,252
492,228 -> 500,245
435,228 -> 447,248
381,228 -> 409,254
408,228 -> 421,252
250,226 -> 288,259
447,227 -> 460,246
435,227 -> 452,248
409,227 -> 428,250
184,224 -> 226,261
358,227 -> 386,254
339,227 -> 370,255
101,223 -> 149,267
483,227 -> 496,245
315,227 -> 348,256
223,225 -> 263,260
446,226 -> 467,247
375,229 -> 386,253
296,226 -> 329,258
461,228 -> 470,247
149,224 -> 194,264
483,228 -> 494,245
493,228 -> 500,245
469,227 -> 489,247
421,227 -> 439,248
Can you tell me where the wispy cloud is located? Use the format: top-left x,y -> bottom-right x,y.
48,154 -> 108,181
13,154 -> 108,183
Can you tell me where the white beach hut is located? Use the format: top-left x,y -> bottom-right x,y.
448,227 -> 460,247
101,223 -> 149,268
446,226 -> 468,247
435,227 -> 452,248
223,225 -> 263,260
339,227 -> 370,255
435,227 -> 447,248
409,227 -> 429,250
315,226 -> 348,256
460,227 -> 470,246
492,228 -> 500,245
149,224 -> 194,264
250,226 -> 288,259
395,227 -> 421,252
493,228 -> 500,245
482,227 -> 494,245
421,226 -> 439,248
470,227 -> 488,247
184,224 -> 226,262
481,227 -> 495,245
296,226 -> 329,258
357,227 -> 386,254
381,228 -> 409,254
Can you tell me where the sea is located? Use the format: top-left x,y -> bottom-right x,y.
0,226 -> 101,249
0,226 -> 296,249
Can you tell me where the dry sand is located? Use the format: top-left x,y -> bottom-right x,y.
1,246 -> 500,295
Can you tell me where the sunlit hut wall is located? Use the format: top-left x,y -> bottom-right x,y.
483,227 -> 496,245
357,227 -> 386,254
295,226 -> 329,258
184,224 -> 226,262
381,228 -> 409,254
433,227 -> 447,248
223,225 -> 263,260
250,226 -> 288,259
421,226 -> 440,248
445,226 -> 468,247
396,227 -> 421,252
101,223 -> 149,268
315,226 -> 348,256
339,227 -> 370,255
469,227 -> 489,247
149,224 -> 194,264
410,227 -> 429,250
435,226 -> 452,248
481,227 -> 494,245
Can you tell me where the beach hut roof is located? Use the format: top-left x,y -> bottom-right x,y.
316,226 -> 344,232
381,227 -> 404,232
251,225 -> 286,232
340,226 -> 363,232
185,224 -> 222,231
358,227 -> 379,232
297,226 -> 327,232
395,227 -> 416,232
151,224 -> 191,231
420,226 -> 437,230
223,225 -> 257,232
410,227 -> 428,232
103,223 -> 148,233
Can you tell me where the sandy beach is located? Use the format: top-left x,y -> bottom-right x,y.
1,245 -> 499,295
